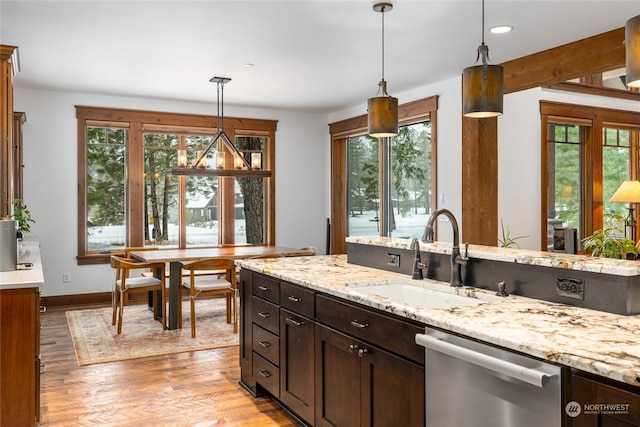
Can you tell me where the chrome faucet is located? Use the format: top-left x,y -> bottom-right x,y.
410,238 -> 427,280
422,208 -> 468,287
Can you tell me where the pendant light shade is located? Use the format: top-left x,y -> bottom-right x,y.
462,0 -> 503,118
626,15 -> 640,89
368,3 -> 398,137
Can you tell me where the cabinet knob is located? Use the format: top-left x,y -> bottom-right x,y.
258,341 -> 271,347
258,285 -> 270,291
349,344 -> 359,353
358,348 -> 369,357
258,370 -> 271,378
257,311 -> 270,318
287,295 -> 302,302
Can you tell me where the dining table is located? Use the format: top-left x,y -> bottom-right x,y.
130,245 -> 315,329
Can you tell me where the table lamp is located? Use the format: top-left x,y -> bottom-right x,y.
609,180 -> 640,239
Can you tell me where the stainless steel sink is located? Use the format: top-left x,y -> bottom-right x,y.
349,278 -> 499,309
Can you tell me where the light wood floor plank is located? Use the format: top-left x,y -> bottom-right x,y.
39,305 -> 301,426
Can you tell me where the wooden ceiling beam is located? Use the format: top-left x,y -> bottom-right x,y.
502,27 -> 625,94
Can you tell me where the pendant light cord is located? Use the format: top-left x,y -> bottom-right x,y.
216,81 -> 225,132
381,5 -> 385,82
481,0 -> 485,46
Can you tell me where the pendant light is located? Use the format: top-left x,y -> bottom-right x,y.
169,77 -> 270,177
626,15 -> 640,89
367,2 -> 398,137
462,0 -> 503,118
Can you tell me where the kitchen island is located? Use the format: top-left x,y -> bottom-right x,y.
238,253 -> 640,387
237,242 -> 640,426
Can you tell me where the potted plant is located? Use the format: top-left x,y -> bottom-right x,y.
582,213 -> 638,259
498,220 -> 528,248
12,198 -> 35,239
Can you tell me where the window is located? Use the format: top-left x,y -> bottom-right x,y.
77,107 -> 276,264
346,121 -> 432,238
541,101 -> 640,251
86,126 -> 127,252
330,96 -> 438,254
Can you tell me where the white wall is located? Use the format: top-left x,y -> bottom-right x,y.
499,87 -> 640,250
13,88 -> 330,297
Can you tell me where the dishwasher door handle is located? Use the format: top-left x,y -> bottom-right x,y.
415,333 -> 556,388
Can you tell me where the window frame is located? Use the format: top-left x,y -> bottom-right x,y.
540,101 -> 640,251
329,96 -> 438,254
76,106 -> 277,265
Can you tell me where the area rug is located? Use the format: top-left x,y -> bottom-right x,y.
66,297 -> 239,366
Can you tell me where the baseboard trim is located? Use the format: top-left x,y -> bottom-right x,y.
40,292 -> 148,308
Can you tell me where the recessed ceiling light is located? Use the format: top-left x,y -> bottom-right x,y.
243,63 -> 254,67
490,25 -> 513,34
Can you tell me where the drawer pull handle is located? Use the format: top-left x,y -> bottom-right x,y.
286,317 -> 305,327
258,285 -> 270,291
349,344 -> 359,353
358,348 -> 369,357
258,341 -> 271,347
287,295 -> 302,302
258,370 -> 271,378
350,320 -> 368,329
258,311 -> 270,318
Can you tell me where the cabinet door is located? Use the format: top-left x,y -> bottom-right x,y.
361,340 -> 424,427
280,309 -> 315,425
315,324 -> 361,427
0,287 -> 38,427
239,269 -> 257,394
573,374 -> 640,427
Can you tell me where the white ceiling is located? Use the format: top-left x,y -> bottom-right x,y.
1,1 -> 638,114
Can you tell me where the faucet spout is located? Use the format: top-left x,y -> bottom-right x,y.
422,208 -> 464,287
422,208 -> 460,247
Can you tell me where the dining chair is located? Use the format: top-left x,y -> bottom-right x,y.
110,255 -> 167,334
121,246 -> 160,306
179,258 -> 238,338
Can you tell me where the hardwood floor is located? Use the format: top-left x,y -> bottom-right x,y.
39,304 -> 301,426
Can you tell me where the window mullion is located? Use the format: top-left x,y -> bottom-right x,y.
128,121 -> 145,247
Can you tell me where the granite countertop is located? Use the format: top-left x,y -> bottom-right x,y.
347,236 -> 640,276
236,254 -> 640,388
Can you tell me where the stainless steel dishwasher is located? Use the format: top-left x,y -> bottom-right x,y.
415,327 -> 563,427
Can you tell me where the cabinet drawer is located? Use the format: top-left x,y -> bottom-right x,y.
252,324 -> 280,366
252,296 -> 280,335
252,273 -> 280,304
280,282 -> 315,318
316,294 -> 424,364
253,353 -> 280,398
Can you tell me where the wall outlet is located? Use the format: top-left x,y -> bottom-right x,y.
556,277 -> 584,300
62,272 -> 70,283
387,253 -> 400,267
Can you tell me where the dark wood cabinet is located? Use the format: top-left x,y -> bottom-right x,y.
314,311 -> 424,426
572,372 -> 640,427
315,323 -> 361,427
0,287 -> 40,427
280,308 -> 315,424
240,269 -> 424,426
239,268 -> 256,394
